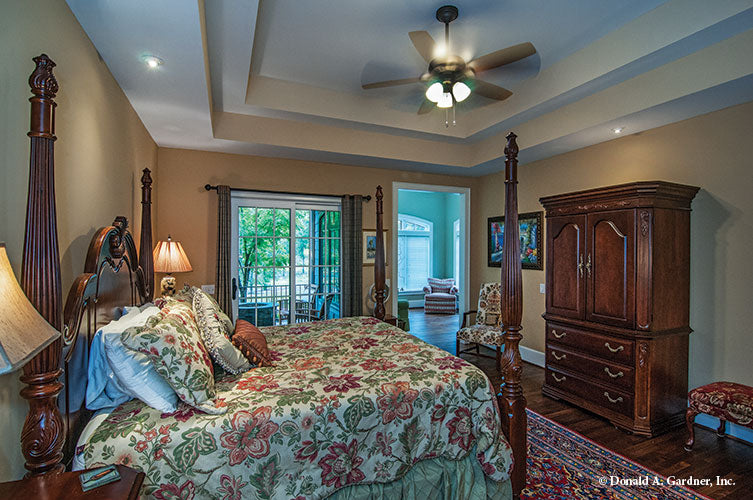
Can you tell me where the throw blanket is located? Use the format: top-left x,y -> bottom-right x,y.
82,316 -> 513,499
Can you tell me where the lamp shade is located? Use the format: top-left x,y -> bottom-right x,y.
0,243 -> 61,375
153,236 -> 192,274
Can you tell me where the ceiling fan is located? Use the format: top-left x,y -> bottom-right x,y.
362,5 -> 536,116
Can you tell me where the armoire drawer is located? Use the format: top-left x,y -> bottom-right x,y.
546,322 -> 634,365
546,344 -> 634,391
545,367 -> 634,418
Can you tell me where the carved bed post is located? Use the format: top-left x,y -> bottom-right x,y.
499,132 -> 527,496
19,54 -> 65,475
139,168 -> 154,300
373,186 -> 386,320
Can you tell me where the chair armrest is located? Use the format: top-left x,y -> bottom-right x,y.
462,310 -> 478,328
422,286 -> 432,294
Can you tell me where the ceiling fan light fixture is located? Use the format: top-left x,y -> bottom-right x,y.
452,81 -> 471,102
425,82 -> 443,102
437,92 -> 453,108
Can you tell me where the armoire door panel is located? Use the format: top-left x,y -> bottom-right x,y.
546,215 -> 585,319
586,210 -> 635,328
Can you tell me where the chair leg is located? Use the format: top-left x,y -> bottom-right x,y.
475,343 -> 480,354
717,419 -> 726,437
684,408 -> 699,451
456,338 -> 460,357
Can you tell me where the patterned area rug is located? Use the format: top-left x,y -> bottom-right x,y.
523,409 -> 712,500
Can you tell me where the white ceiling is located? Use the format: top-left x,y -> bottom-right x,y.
66,0 -> 753,175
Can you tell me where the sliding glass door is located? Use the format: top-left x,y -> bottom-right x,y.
231,192 -> 341,326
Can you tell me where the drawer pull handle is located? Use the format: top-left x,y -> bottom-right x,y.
604,392 -> 623,404
552,352 -> 566,361
604,367 -> 624,378
604,342 -> 624,353
552,373 -> 566,382
552,330 -> 566,339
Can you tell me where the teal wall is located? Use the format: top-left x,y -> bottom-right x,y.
397,190 -> 462,297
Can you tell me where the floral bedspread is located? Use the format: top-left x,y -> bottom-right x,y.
82,316 -> 513,499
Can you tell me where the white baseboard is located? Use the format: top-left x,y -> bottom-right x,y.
407,299 -> 423,308
520,346 -> 545,368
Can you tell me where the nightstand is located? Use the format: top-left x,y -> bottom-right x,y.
0,465 -> 145,499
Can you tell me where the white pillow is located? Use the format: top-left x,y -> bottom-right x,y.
103,306 -> 180,413
86,307 -> 145,410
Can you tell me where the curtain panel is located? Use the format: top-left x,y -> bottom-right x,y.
215,185 -> 233,320
341,195 -> 363,317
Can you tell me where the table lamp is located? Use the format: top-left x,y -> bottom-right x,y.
153,236 -> 192,296
0,243 -> 61,375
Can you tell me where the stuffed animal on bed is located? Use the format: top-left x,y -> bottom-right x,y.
160,275 -> 177,296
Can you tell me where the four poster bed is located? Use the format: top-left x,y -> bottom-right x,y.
18,55 -> 527,498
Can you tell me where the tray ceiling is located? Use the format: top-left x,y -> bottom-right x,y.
66,0 -> 753,175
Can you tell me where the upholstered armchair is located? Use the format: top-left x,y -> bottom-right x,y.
456,282 -> 504,370
423,278 -> 459,314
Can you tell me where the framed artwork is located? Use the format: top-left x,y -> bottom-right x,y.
488,211 -> 543,270
362,229 -> 388,266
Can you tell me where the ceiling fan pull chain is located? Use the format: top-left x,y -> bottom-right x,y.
452,102 -> 456,126
445,108 -> 449,128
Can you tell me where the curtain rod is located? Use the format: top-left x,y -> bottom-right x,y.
204,184 -> 371,202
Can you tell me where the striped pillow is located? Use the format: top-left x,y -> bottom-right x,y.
427,277 -> 455,294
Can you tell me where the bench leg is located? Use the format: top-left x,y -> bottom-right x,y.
717,419 -> 726,437
684,408 -> 699,451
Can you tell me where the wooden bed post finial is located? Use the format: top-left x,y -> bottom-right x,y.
20,54 -> 65,476
500,131 -> 527,496
139,168 -> 154,301
373,185 -> 386,320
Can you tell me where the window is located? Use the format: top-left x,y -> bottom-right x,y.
232,193 -> 341,326
397,214 -> 432,292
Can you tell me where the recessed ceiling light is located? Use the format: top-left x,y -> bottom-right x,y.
613,127 -> 624,134
142,55 -> 163,69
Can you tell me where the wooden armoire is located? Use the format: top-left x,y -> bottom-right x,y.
540,181 -> 699,436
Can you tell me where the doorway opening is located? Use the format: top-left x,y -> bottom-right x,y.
392,183 -> 469,332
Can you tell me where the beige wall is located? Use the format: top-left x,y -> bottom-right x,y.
156,148 -> 479,313
476,100 -> 753,389
0,0 -> 157,481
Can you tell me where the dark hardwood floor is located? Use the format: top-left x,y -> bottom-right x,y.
408,308 -> 753,500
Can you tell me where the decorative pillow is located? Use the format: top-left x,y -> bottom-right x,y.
99,306 -> 180,413
232,320 -> 275,367
121,300 -> 226,414
193,289 -> 250,374
428,277 -> 455,294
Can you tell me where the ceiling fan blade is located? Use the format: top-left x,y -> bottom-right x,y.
473,80 -> 513,101
468,42 -> 536,73
418,99 -> 434,115
409,31 -> 436,63
362,77 -> 421,90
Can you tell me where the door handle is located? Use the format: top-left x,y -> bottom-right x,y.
585,253 -> 592,277
577,254 -> 584,278
232,277 -> 238,300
